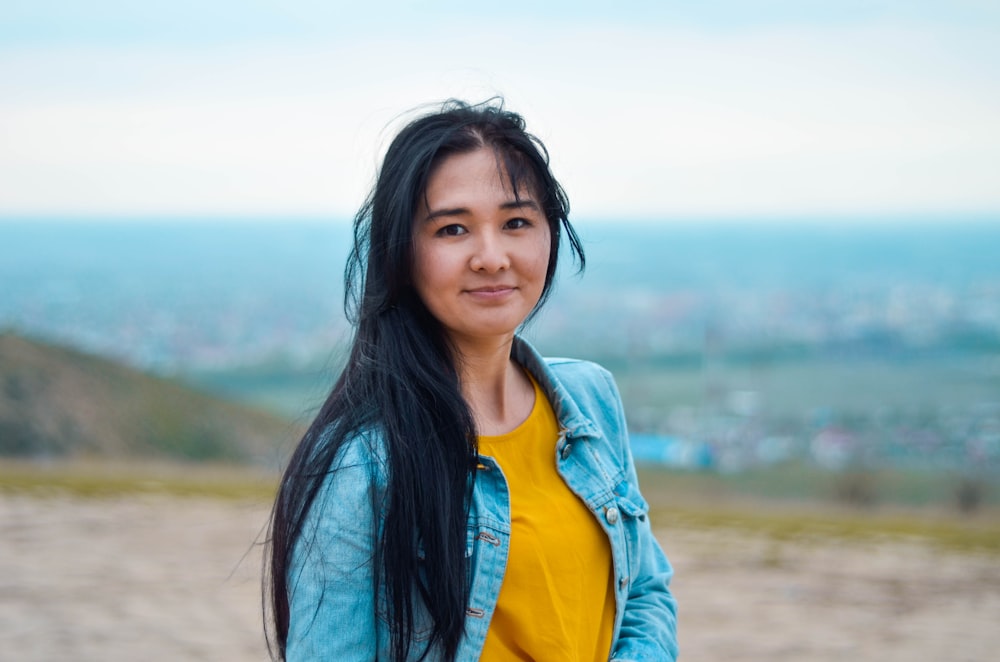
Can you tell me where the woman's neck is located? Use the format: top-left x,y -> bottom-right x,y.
455,336 -> 534,436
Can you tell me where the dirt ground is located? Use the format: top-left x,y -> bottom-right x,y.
1,493 -> 998,661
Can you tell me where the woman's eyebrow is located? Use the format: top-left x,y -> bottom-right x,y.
423,207 -> 469,223
423,199 -> 540,223
500,199 -> 541,212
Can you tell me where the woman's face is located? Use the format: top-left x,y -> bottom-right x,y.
411,147 -> 551,351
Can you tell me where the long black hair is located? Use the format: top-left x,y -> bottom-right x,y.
265,98 -> 584,661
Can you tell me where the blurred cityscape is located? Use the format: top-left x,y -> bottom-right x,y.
2,219 -> 999,479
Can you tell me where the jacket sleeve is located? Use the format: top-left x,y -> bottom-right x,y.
285,434 -> 384,660
602,370 -> 679,662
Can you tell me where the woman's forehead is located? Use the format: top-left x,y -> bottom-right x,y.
426,147 -> 541,201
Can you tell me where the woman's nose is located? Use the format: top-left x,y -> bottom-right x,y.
470,232 -> 510,272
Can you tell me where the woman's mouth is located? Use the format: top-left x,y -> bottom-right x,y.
465,285 -> 516,299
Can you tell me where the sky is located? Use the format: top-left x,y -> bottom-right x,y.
1,1 -> 999,222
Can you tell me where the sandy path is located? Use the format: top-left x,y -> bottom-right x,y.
1,494 -> 269,661
661,526 -> 999,661
1,494 -> 997,661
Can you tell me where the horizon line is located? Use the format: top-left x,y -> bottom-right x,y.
1,211 -> 999,227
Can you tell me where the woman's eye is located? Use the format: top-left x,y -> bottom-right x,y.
437,224 -> 467,237
505,217 -> 531,230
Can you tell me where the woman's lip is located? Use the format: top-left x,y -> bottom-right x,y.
468,286 -> 515,292
465,286 -> 516,297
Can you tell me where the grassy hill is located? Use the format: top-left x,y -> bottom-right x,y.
0,331 -> 301,466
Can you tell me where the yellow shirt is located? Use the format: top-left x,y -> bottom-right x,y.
478,376 -> 616,661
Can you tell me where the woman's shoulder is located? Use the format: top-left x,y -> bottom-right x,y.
312,422 -> 390,483
513,338 -> 623,412
543,355 -> 615,383
514,337 -> 614,386
543,355 -> 621,400
295,423 -> 391,536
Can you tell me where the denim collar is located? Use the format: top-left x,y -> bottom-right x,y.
511,336 -> 602,442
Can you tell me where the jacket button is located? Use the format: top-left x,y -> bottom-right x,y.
605,506 -> 620,525
618,576 -> 629,590
560,443 -> 572,460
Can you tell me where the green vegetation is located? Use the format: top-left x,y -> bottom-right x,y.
650,503 -> 1000,556
0,460 -> 278,501
638,466 -> 1000,556
0,332 -> 301,464
638,464 -> 998,509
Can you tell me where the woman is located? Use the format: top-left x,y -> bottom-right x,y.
266,99 -> 677,661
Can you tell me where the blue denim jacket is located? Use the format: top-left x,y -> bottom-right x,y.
287,337 -> 678,661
